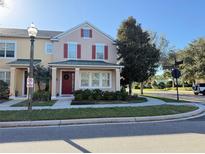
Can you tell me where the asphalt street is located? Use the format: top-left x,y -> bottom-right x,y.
0,90 -> 204,153
1,116 -> 205,152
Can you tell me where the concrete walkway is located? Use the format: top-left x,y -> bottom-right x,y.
0,97 -> 165,111
70,97 -> 165,109
0,100 -> 23,108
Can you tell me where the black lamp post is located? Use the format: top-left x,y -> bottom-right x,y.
27,23 -> 38,110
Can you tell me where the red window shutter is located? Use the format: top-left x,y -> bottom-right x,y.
92,45 -> 96,59
81,29 -> 83,37
77,44 -> 81,59
104,45 -> 108,60
64,43 -> 68,58
90,29 -> 92,38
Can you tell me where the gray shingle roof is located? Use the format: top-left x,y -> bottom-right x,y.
0,28 -> 63,39
7,59 -> 42,65
49,60 -> 122,67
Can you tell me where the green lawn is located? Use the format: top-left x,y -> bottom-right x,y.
143,95 -> 190,103
71,97 -> 147,105
12,100 -> 56,107
0,105 -> 198,122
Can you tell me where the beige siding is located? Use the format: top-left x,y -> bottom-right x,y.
52,25 -> 117,63
0,37 -> 53,69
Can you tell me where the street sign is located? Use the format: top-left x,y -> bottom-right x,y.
27,78 -> 34,88
171,68 -> 181,79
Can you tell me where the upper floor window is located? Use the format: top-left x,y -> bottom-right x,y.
45,43 -> 53,54
96,44 -> 104,60
81,28 -> 92,38
68,42 -> 77,59
0,41 -> 15,58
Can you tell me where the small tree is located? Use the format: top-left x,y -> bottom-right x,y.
116,16 -> 160,95
33,65 -> 51,91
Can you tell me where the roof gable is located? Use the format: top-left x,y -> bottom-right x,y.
52,21 -> 115,42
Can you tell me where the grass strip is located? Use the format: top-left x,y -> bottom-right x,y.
0,105 -> 197,122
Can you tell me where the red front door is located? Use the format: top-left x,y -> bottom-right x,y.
62,72 -> 74,94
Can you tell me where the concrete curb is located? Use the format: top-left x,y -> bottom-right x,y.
0,103 -> 204,128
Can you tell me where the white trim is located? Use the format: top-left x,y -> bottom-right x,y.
22,71 -> 25,96
79,70 -> 112,89
52,21 -> 115,42
0,40 -> 16,59
48,64 -> 123,69
0,68 -> 10,72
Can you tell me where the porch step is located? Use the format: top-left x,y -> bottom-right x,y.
56,96 -> 74,101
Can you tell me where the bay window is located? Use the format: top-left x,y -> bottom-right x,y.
91,73 -> 100,87
102,73 -> 110,87
80,72 -> 111,88
81,72 -> 89,87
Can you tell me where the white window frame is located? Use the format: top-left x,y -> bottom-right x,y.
102,72 -> 111,88
45,42 -> 53,54
82,27 -> 91,39
80,71 -> 112,89
0,69 -> 10,85
80,72 -> 90,87
68,42 -> 77,60
95,43 -> 105,61
0,40 -> 16,59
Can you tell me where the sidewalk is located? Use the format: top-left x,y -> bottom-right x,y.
0,97 -> 166,111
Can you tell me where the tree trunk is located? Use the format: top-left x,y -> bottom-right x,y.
140,82 -> 144,95
128,82 -> 132,95
37,81 -> 41,91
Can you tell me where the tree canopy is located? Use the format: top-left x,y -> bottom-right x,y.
116,16 -> 160,94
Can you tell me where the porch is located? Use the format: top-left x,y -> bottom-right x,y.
7,59 -> 41,99
49,60 -> 122,100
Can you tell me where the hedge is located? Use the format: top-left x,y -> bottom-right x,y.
74,89 -> 129,101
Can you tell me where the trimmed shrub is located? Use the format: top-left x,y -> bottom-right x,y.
92,89 -> 103,100
75,94 -> 83,101
32,91 -> 50,101
103,91 -> 114,100
0,80 -> 9,99
115,91 -> 122,100
82,89 -> 92,100
73,89 -> 129,101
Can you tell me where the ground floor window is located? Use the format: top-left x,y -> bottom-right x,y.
81,72 -> 89,87
80,72 -> 111,88
0,71 -> 10,85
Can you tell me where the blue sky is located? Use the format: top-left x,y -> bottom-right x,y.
0,0 -> 205,49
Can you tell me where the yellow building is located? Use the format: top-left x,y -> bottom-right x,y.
0,22 -> 122,100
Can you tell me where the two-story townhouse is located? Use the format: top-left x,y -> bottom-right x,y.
0,22 -> 122,100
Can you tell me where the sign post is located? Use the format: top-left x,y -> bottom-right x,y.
171,68 -> 181,101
